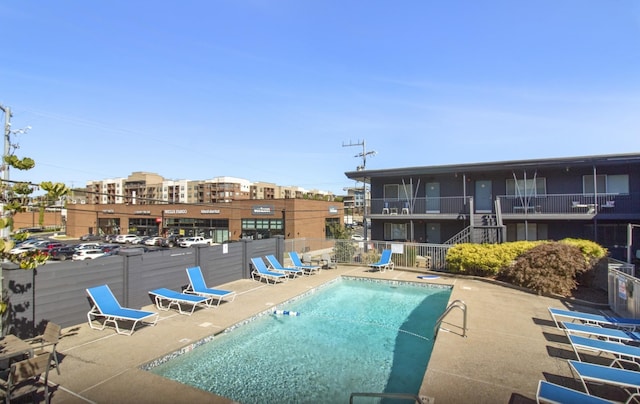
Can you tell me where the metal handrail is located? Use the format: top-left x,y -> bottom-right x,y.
434,299 -> 468,338
350,392 -> 425,404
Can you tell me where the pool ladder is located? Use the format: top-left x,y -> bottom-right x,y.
434,299 -> 468,338
350,392 -> 426,404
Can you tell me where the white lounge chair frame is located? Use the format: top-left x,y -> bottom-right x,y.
86,284 -> 159,336
562,322 -> 640,344
184,266 -> 237,307
549,307 -> 640,330
369,249 -> 394,273
288,251 -> 320,275
569,334 -> 640,370
536,380 -> 613,404
250,258 -> 287,284
149,288 -> 209,315
265,255 -> 303,278
568,360 -> 640,403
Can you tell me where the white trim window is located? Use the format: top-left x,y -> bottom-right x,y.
583,174 -> 629,195
383,184 -> 413,200
582,174 -> 629,195
384,223 -> 407,240
505,178 -> 546,197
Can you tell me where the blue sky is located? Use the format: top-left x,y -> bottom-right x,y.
1,1 -> 639,195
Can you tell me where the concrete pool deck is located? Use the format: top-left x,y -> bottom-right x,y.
40,265 -> 604,403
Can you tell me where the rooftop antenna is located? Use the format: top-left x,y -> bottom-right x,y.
342,139 -> 376,171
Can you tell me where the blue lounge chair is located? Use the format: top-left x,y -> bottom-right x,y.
149,288 -> 210,315
288,251 -> 320,275
569,334 -> 640,370
369,249 -> 394,272
568,360 -> 640,402
549,307 -> 640,330
86,284 -> 159,336
536,380 -> 614,404
250,257 -> 287,284
184,266 -> 237,307
562,322 -> 640,344
265,255 -> 303,278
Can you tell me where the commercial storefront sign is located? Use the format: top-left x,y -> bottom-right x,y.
201,209 -> 221,214
164,209 -> 188,214
329,206 -> 338,214
252,205 -> 275,215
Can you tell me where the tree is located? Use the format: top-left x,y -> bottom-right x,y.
0,137 -> 69,323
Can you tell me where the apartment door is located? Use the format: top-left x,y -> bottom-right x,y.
425,182 -> 440,213
475,180 -> 493,213
426,223 -> 441,244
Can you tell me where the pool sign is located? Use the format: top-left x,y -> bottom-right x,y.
619,276 -> 627,300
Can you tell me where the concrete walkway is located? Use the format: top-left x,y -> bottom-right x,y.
37,266 -> 602,403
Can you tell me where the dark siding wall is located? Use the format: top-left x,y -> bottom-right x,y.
2,238 -> 284,338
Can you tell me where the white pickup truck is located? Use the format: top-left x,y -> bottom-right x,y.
178,236 -> 214,248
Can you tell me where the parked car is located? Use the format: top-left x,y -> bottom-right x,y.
80,234 -> 102,241
38,242 -> 65,251
351,234 -> 364,241
49,246 -> 77,261
157,235 -> 182,248
9,245 -> 36,254
100,244 -> 121,255
75,242 -> 101,250
144,237 -> 161,246
72,249 -> 106,261
115,234 -> 141,244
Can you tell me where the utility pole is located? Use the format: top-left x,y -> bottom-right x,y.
342,140 -> 376,244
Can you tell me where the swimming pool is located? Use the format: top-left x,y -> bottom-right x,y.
147,277 -> 451,403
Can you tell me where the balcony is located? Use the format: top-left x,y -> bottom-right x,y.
368,193 -> 636,219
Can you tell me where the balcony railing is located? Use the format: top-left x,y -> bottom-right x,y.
497,193 -> 628,215
368,193 -> 635,217
370,196 -> 471,216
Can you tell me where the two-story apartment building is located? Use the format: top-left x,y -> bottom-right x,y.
345,153 -> 640,260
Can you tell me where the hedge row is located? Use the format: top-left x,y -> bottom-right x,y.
445,239 -> 607,295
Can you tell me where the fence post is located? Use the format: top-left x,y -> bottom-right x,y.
275,235 -> 284,262
242,239 -> 251,279
120,248 -> 144,307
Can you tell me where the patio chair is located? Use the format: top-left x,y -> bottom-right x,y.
149,287 -> 210,315
549,307 -> 640,330
184,266 -> 237,307
250,258 -> 287,284
86,284 -> 159,336
264,255 -> 303,278
25,322 -> 61,375
369,249 -> 394,272
568,360 -> 640,402
569,334 -> 640,370
536,380 -> 612,404
382,202 -> 390,214
0,353 -> 52,404
321,253 -> 337,269
562,322 -> 640,344
288,251 -> 320,275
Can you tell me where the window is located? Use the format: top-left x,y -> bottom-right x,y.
506,178 -> 546,197
606,175 -> 629,194
583,174 -> 628,194
383,223 -> 407,240
383,184 -> 413,200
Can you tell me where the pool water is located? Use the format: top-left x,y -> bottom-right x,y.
148,277 -> 451,403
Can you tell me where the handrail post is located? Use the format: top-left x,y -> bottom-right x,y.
434,299 -> 468,338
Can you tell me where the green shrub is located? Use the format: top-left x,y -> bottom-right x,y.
559,238 -> 607,266
445,241 -> 538,276
499,242 -> 587,296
